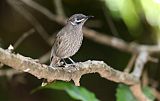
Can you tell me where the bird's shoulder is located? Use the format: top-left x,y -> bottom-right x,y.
56,25 -> 71,37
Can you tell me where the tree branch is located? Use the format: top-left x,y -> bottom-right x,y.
13,28 -> 35,49
0,47 -> 139,86
53,0 -> 66,17
130,51 -> 151,101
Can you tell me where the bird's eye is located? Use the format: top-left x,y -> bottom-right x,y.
75,18 -> 84,23
76,18 -> 81,21
75,18 -> 80,22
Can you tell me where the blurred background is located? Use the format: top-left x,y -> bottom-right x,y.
0,0 -> 160,101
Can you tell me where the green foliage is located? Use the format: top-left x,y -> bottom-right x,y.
116,84 -> 155,101
104,0 -> 160,39
141,0 -> 160,27
143,86 -> 155,100
104,0 -> 141,36
38,81 -> 99,101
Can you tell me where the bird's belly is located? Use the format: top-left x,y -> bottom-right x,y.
64,40 -> 82,58
57,34 -> 83,58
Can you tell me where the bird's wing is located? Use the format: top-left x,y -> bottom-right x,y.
50,30 -> 66,61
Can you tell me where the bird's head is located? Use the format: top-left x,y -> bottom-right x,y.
67,14 -> 93,26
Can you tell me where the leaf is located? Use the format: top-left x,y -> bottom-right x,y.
143,86 -> 155,100
116,84 -> 136,101
104,0 -> 141,36
39,81 -> 100,101
116,84 -> 155,101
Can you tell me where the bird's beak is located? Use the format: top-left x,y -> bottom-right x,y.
86,15 -> 94,19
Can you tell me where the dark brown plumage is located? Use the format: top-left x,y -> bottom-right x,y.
50,14 -> 93,67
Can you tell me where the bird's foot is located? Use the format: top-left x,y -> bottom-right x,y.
64,64 -> 79,70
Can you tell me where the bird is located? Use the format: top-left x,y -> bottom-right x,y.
50,14 -> 93,67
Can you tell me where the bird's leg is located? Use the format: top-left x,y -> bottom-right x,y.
62,59 -> 67,65
49,62 -> 55,68
68,57 -> 79,70
68,57 -> 75,64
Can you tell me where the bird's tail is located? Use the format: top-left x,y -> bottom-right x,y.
50,56 -> 61,67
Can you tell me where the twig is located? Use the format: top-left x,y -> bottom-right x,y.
7,0 -> 51,45
132,51 -> 149,78
0,47 -> 139,86
150,80 -> 160,100
102,4 -> 119,37
53,0 -> 65,17
21,0 -> 160,54
0,69 -> 22,77
142,69 -> 149,86
83,28 -> 160,54
148,56 -> 159,63
13,28 -> 35,49
152,88 -> 160,101
130,51 -> 150,101
124,54 -> 137,72
39,51 -> 50,63
130,84 -> 151,101
0,29 -> 35,76
21,0 -> 65,24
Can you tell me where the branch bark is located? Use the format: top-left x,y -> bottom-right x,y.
0,47 -> 139,86
130,51 -> 151,101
